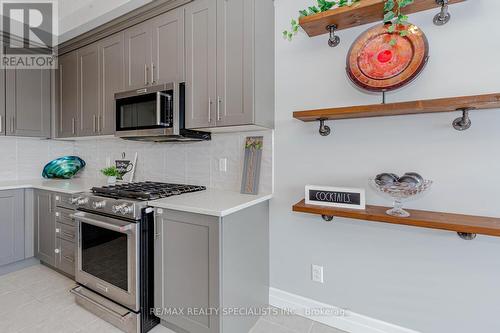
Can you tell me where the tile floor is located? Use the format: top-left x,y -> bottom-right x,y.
0,264 -> 346,333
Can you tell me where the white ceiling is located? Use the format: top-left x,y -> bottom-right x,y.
58,0 -> 154,42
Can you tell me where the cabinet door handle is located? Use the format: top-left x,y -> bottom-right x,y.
72,118 -> 75,135
97,115 -> 101,133
62,231 -> 75,239
10,117 -> 14,133
63,255 -> 74,263
93,115 -> 96,133
208,98 -> 213,124
151,62 -> 155,84
217,97 -> 222,121
0,115 -> 2,133
144,64 -> 149,85
54,248 -> 60,254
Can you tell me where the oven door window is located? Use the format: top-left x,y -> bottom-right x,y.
81,223 -> 129,291
116,90 -> 173,131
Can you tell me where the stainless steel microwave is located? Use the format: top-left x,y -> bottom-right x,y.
114,82 -> 210,142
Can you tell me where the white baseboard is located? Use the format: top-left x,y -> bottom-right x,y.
269,288 -> 421,333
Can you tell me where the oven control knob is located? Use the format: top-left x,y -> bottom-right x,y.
92,201 -> 106,209
112,204 -> 123,214
119,205 -> 134,215
77,197 -> 89,206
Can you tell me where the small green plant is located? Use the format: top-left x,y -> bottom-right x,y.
101,166 -> 120,177
283,0 -> 414,45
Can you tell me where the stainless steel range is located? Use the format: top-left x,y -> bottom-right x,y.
70,182 -> 206,333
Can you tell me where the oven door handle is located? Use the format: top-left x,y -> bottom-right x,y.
156,91 -> 162,125
72,214 -> 133,233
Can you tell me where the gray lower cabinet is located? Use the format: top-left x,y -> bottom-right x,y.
5,69 -> 51,138
154,202 -> 269,333
34,190 -> 56,266
155,209 -> 220,333
57,51 -> 79,138
34,190 -> 76,277
0,190 -> 25,266
186,0 -> 274,130
0,69 -> 5,136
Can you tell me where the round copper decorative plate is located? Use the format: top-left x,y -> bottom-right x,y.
346,23 -> 429,92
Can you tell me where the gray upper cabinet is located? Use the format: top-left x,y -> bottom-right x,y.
56,0 -> 274,137
99,33 -> 125,135
187,0 -> 274,130
0,190 -> 25,266
57,51 -> 78,138
152,8 -> 185,84
215,0 -> 253,127
78,44 -> 100,136
5,69 -> 51,138
0,69 -> 5,136
34,190 -> 55,266
124,21 -> 153,89
125,7 -> 185,90
57,33 -> 124,138
185,0 -> 217,129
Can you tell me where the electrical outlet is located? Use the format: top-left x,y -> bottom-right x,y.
312,265 -> 324,283
219,158 -> 228,173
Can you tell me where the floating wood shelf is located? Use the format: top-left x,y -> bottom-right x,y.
299,0 -> 466,37
293,92 -> 500,122
293,199 -> 500,239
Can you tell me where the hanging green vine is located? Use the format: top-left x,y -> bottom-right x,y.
283,0 -> 414,45
383,0 -> 413,45
283,0 -> 360,41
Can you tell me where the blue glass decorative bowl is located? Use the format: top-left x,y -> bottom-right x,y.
42,156 -> 86,179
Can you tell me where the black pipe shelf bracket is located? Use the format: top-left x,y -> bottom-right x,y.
434,0 -> 451,25
318,119 -> 331,136
327,24 -> 340,47
453,107 -> 474,131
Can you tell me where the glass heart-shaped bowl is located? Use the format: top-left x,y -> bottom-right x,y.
371,179 -> 433,217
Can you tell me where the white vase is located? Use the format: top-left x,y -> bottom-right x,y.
107,176 -> 117,184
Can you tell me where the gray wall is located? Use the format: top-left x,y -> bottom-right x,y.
271,1 -> 500,332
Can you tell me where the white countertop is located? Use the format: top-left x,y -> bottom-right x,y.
0,179 -> 272,216
148,188 -> 272,217
0,178 -> 106,194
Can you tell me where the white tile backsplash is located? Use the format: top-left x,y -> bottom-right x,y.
74,130 -> 274,194
0,137 -> 75,180
0,131 -> 273,194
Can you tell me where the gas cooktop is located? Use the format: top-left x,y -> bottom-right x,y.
91,181 -> 206,201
